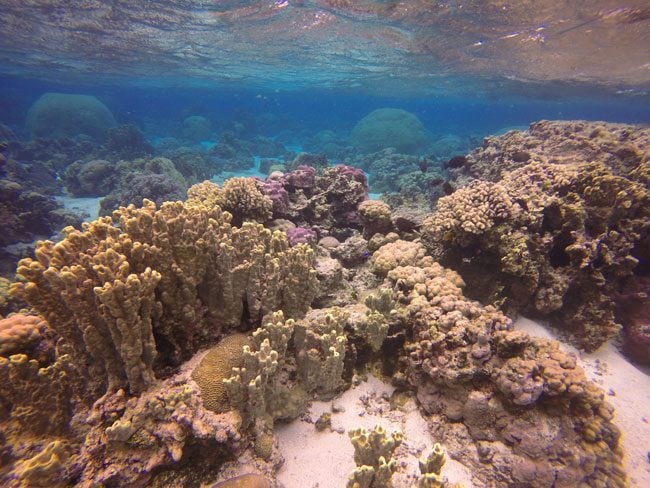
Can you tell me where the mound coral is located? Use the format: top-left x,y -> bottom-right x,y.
0,314 -> 54,362
350,108 -> 428,155
26,92 -> 116,142
182,115 -> 212,142
371,240 -> 625,486
192,334 -> 252,413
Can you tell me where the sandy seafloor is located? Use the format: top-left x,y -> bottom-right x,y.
275,317 -> 650,488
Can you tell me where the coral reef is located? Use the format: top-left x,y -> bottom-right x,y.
103,123 -> 153,160
294,308 -> 348,399
418,444 -> 447,487
64,159 -> 119,197
98,156 -> 188,215
192,333 -> 252,413
164,146 -> 215,183
0,314 -> 55,362
215,178 -> 274,226
182,115 -> 212,142
0,178 -> 82,276
100,171 -> 187,214
358,200 -> 394,239
614,276 -> 650,365
0,119 -> 644,488
285,226 -> 317,247
422,156 -> 650,351
11,192 -> 318,399
259,164 -> 368,239
370,240 -> 625,486
26,93 -> 116,142
450,120 -> 650,185
350,108 -> 429,155
80,380 -> 243,486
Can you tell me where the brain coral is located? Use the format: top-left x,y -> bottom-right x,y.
26,92 -> 116,142
350,108 -> 428,155
192,333 -> 252,413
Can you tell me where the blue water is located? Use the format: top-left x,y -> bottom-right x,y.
2,76 -> 649,145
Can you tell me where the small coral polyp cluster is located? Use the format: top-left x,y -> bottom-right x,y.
0,120 -> 644,487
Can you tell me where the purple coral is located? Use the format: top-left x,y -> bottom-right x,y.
258,178 -> 290,217
286,226 -> 317,247
285,165 -> 316,190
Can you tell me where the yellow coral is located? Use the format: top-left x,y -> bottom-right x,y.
191,333 -> 252,413
14,440 -> 68,487
214,177 -> 273,225
370,240 -> 429,276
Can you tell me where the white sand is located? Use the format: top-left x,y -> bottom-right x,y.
515,317 -> 650,487
275,374 -> 473,488
276,319 -> 650,487
57,196 -> 102,221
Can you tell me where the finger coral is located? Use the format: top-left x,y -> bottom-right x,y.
347,425 -> 403,488
11,191 -> 317,399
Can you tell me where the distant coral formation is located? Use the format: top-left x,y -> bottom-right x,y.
350,108 -> 429,155
26,92 -> 116,142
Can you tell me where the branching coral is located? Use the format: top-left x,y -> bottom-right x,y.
11,190 -> 317,399
215,177 -> 273,226
294,308 -> 348,399
0,353 -> 76,436
418,443 -> 447,488
347,425 -> 403,488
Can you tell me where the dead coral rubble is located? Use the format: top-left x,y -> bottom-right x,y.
371,240 -> 626,487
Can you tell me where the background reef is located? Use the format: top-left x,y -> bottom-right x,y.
0,86 -> 648,487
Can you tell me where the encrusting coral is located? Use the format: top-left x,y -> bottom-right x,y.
10,183 -> 317,400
